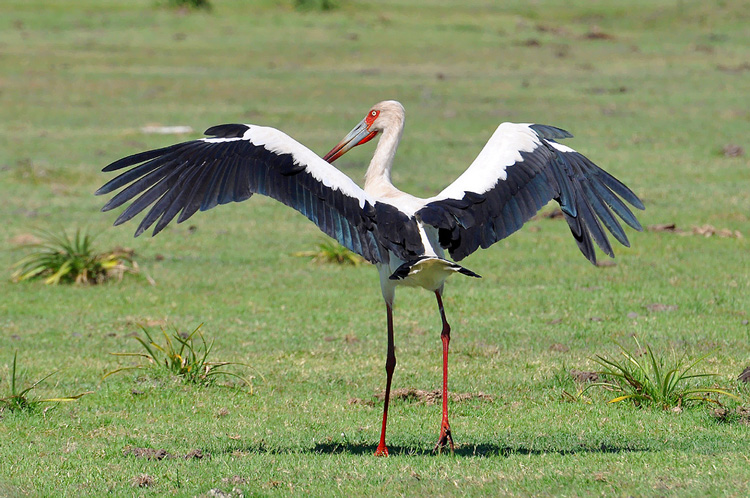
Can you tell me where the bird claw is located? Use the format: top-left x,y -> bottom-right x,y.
433,424 -> 455,455
374,444 -> 389,457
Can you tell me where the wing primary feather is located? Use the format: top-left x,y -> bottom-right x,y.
590,181 -> 642,231
102,142 -> 187,172
151,164 -> 208,236
135,185 -> 182,237
231,151 -> 253,202
564,212 -> 597,264
549,150 -> 577,217
233,154 -> 253,202
217,153 -> 241,205
176,164 -> 215,223
198,140 -> 245,210
101,165 -> 173,212
592,164 -> 645,210
574,186 -> 614,258
114,176 -> 176,228
200,157 -> 231,211
142,146 -> 216,236
102,141 -> 211,211
563,153 -> 630,246
580,180 -> 629,247
96,155 -> 170,195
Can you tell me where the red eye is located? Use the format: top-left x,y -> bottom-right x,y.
366,110 -> 380,128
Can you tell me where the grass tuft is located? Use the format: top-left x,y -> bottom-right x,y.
293,238 -> 364,266
0,353 -> 93,414
587,339 -> 738,409
105,324 -> 257,391
11,229 -> 148,285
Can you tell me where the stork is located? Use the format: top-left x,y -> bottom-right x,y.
96,100 -> 644,456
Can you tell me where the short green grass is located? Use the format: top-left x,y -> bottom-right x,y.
1,0 -> 750,496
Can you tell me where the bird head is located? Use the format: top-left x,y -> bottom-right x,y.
323,101 -> 404,163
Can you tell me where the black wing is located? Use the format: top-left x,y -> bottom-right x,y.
96,124 -> 425,264
417,123 -> 644,263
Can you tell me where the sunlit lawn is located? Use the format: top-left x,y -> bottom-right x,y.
1,0 -> 749,496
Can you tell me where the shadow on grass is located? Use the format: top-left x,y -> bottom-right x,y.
222,441 -> 649,457
310,442 -> 649,457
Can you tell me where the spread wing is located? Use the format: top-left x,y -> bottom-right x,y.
417,123 -> 644,263
96,124 -> 424,264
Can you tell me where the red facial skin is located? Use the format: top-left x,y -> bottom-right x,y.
357,110 -> 380,146
323,109 -> 380,162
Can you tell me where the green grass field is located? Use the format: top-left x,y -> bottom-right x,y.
2,0 -> 750,496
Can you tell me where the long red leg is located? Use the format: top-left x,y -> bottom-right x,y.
433,290 -> 454,454
375,304 -> 396,457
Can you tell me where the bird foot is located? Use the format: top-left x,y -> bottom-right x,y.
374,444 -> 389,457
433,424 -> 455,455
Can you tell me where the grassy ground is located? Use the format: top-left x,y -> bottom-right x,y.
1,0 -> 749,496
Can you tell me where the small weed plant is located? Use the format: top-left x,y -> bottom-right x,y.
294,238 -> 364,266
588,339 -> 737,409
1,353 -> 92,414
106,324 -> 257,390
11,229 -> 147,285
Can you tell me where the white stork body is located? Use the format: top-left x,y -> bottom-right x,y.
97,100 -> 644,456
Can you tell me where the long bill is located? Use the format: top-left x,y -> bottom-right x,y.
322,118 -> 378,163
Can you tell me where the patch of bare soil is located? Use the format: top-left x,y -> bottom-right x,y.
123,316 -> 168,328
200,488 -> 245,498
123,446 -> 209,460
373,388 -> 494,405
348,397 -> 376,406
9,233 -> 42,245
716,63 -> 750,74
535,24 -> 569,36
323,334 -> 359,343
131,474 -> 155,488
123,447 -> 171,460
712,406 -> 750,425
722,143 -> 745,157
646,303 -> 679,312
535,208 -> 564,220
692,224 -> 743,238
570,369 -> 599,383
222,476 -> 248,485
648,223 -> 680,233
549,343 -> 569,353
185,449 -> 209,460
647,223 -> 742,238
584,26 -> 615,40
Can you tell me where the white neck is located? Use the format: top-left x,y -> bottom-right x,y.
364,120 -> 403,192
